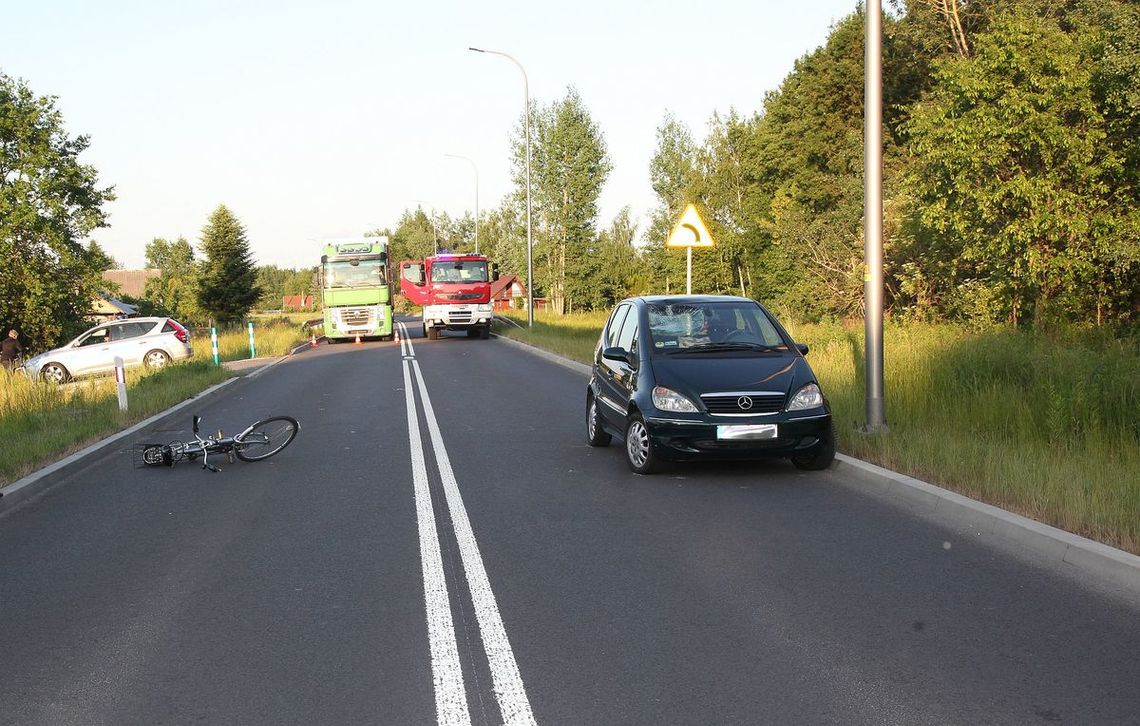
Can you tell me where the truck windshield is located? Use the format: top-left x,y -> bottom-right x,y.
431,261 -> 487,283
325,260 -> 385,288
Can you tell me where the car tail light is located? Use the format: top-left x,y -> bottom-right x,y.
168,319 -> 190,344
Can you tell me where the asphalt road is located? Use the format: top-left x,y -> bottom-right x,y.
1,319 -> 1138,725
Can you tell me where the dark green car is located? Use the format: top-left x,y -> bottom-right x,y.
586,295 -> 835,474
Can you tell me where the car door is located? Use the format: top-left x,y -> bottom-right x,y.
109,321 -> 155,368
598,304 -> 640,429
66,325 -> 114,376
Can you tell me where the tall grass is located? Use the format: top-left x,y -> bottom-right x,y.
193,317 -> 310,362
0,317 -> 308,486
0,362 -> 231,485
494,312 -> 1140,554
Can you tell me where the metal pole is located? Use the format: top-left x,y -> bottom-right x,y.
863,0 -> 887,432
444,154 -> 479,254
686,248 -> 692,295
469,47 -> 534,328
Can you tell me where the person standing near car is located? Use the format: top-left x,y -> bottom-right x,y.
1,329 -> 24,372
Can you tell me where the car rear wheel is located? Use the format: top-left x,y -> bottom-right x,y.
791,423 -> 836,471
144,349 -> 171,369
586,395 -> 612,447
40,363 -> 70,384
625,415 -> 659,474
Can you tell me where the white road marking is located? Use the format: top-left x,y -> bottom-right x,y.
410,357 -> 537,726
402,335 -> 471,725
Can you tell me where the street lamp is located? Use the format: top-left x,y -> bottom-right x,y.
411,199 -> 439,254
468,46 -> 533,328
444,153 -> 479,254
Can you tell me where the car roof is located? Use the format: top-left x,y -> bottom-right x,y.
628,295 -> 758,306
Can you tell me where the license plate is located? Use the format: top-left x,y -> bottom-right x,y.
717,424 -> 778,441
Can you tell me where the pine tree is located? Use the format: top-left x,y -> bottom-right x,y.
195,205 -> 261,324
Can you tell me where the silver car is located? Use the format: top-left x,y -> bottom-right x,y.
22,317 -> 193,383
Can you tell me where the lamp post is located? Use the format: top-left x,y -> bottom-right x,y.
444,153 -> 479,254
411,199 -> 439,254
863,0 -> 887,433
468,46 -> 533,328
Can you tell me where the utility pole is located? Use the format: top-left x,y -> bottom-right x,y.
863,0 -> 888,433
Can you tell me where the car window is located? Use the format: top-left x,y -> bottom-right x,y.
606,305 -> 629,348
78,328 -> 110,346
109,322 -> 152,341
615,308 -> 639,353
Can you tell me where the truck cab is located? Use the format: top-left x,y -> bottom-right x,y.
400,254 -> 497,339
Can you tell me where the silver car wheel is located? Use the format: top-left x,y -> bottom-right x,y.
626,419 -> 650,468
588,401 -> 599,440
41,363 -> 68,384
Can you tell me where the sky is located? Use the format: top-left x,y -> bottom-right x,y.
3,0 -> 861,270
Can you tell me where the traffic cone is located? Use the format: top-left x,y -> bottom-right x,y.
394,329 -> 400,343
354,334 -> 361,345
310,333 -> 317,348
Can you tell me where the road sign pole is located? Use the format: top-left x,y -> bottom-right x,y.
686,248 -> 692,295
211,327 -> 219,366
248,321 -> 256,359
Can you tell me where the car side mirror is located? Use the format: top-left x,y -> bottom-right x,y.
491,263 -> 500,281
192,415 -> 201,434
602,346 -> 631,364
795,343 -> 809,356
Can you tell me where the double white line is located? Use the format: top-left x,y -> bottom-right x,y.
398,322 -> 536,726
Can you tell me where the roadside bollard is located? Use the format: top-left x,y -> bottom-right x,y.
114,356 -> 127,411
248,321 -> 256,358
211,327 -> 219,366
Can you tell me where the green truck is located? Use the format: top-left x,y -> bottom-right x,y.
320,239 -> 394,342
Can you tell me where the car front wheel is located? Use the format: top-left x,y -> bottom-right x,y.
791,423 -> 836,471
625,415 -> 659,474
40,363 -> 69,384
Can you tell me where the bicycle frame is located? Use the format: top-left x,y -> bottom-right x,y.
143,414 -> 295,472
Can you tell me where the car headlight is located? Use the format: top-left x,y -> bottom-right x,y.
476,303 -> 493,313
652,386 -> 698,413
787,383 -> 824,411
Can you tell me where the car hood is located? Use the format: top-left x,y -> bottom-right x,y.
649,353 -> 813,398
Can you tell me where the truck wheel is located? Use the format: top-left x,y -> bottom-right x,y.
427,326 -> 440,340
466,329 -> 479,338
479,325 -> 490,340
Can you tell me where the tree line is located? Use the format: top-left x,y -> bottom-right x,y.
4,0 -> 1136,351
386,0 -> 1138,328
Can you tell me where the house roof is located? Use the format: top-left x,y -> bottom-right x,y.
491,274 -> 524,299
92,294 -> 138,316
102,269 -> 160,298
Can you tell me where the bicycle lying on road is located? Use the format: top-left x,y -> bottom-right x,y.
142,415 -> 299,472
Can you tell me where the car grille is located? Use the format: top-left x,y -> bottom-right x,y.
700,392 -> 784,415
340,308 -> 372,326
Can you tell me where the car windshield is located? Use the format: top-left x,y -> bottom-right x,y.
431,261 -> 487,283
646,302 -> 787,353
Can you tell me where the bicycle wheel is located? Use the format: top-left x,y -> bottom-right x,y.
234,416 -> 299,462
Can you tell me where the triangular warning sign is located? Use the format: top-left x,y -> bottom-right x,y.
665,204 -> 715,248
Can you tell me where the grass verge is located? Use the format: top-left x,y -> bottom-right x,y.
0,320 -> 309,487
493,311 -> 1140,555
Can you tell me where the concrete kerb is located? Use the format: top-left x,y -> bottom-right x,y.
0,345 -> 309,514
493,328 -> 1140,589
